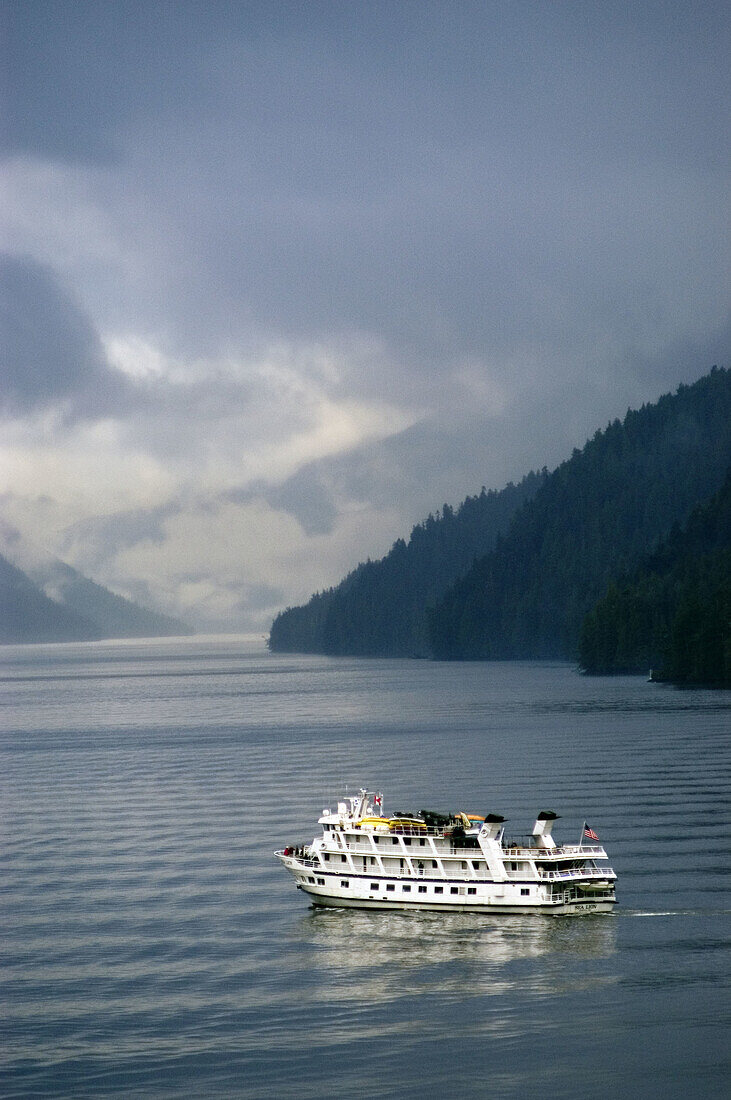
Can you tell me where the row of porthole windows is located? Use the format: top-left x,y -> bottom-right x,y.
361,882 -> 479,896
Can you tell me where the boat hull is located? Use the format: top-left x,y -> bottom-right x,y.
300,886 -> 615,916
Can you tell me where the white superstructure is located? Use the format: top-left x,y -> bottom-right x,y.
276,789 -> 616,916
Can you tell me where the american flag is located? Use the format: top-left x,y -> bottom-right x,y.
584,825 -> 599,842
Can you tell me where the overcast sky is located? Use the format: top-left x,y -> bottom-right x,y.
1,0 -> 728,631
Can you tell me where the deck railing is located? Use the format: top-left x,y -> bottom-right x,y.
539,865 -> 616,882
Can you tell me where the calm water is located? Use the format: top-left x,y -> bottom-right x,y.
1,636 -> 729,1099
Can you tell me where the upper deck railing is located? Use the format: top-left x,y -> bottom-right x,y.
327,828 -> 607,860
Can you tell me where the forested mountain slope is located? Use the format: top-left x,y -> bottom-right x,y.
269,472 -> 546,655
579,471 -> 730,685
429,368 -> 731,660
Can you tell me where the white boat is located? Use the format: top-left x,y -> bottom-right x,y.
276,789 -> 617,916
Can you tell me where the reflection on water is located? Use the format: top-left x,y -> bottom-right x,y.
288,908 -> 618,1004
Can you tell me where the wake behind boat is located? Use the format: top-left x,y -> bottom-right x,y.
275,789 -> 616,915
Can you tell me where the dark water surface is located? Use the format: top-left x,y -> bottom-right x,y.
1,636 -> 729,1098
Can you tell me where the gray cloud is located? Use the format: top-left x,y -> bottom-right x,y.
57,502 -> 183,571
0,253 -> 134,419
1,2 -> 728,630
226,473 -> 339,537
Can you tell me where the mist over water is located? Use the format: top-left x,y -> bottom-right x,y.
2,637 -> 729,1098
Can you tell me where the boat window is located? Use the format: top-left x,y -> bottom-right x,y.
402,885 -> 411,892
467,887 -> 476,895
418,885 -> 427,893
404,838 -> 412,846
472,861 -> 480,869
450,887 -> 458,895
419,839 -> 425,846
308,877 -> 315,883
317,878 -> 325,885
370,882 -> 379,890
341,855 -> 347,862
374,837 -> 379,843
324,854 -> 330,861
342,881 -> 349,887
432,860 -> 438,868
435,887 -> 443,894
521,888 -> 529,896
386,884 -> 395,892
392,838 -> 398,845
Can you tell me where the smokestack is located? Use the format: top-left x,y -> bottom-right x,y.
479,813 -> 505,840
533,810 -> 560,849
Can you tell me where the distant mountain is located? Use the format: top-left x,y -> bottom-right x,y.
0,549 -> 191,645
0,553 -> 100,643
269,472 -> 546,655
579,471 -> 730,685
429,367 -> 731,660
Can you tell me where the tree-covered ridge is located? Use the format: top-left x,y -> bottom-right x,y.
268,472 -> 546,655
429,367 -> 731,660
579,471 -> 730,684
